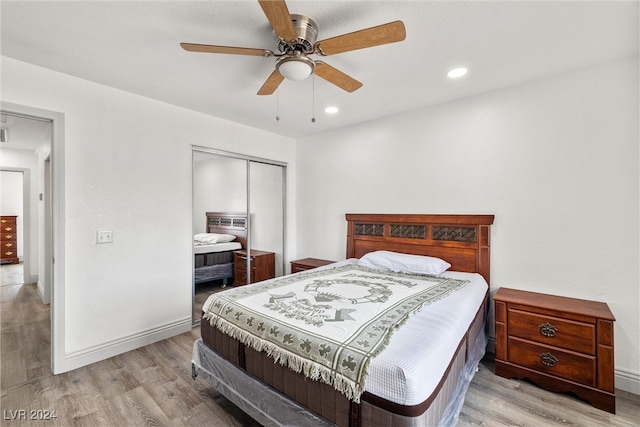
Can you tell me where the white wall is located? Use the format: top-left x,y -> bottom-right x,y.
296,57 -> 639,393
1,56 -> 296,372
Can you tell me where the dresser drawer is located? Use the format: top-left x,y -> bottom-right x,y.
1,224 -> 16,233
2,241 -> 16,249
1,249 -> 17,259
1,233 -> 16,242
509,309 -> 595,354
508,337 -> 596,387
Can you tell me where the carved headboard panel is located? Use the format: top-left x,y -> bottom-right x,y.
346,213 -> 494,284
206,212 -> 247,248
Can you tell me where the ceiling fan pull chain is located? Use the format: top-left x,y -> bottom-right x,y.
311,75 -> 316,123
276,89 -> 280,121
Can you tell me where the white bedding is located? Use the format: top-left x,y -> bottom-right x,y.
366,268 -> 487,405
308,259 -> 487,405
203,258 -> 488,407
193,241 -> 241,255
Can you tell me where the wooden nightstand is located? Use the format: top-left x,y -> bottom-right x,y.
234,249 -> 275,285
494,288 -> 615,413
290,257 -> 335,273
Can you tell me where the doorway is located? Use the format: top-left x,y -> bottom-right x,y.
191,147 -> 286,326
1,101 -> 64,373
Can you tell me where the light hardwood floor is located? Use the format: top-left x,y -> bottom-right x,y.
2,267 -> 639,426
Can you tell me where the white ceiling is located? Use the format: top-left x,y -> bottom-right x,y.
1,1 -> 638,140
0,113 -> 51,152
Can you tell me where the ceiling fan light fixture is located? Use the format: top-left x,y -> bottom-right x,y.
447,67 -> 468,79
276,55 -> 315,81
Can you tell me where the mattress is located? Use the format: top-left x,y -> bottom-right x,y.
200,259 -> 488,407
364,269 -> 487,405
193,241 -> 241,255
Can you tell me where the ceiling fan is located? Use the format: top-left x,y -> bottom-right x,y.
181,0 -> 406,95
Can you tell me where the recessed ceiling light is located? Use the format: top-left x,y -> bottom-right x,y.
324,106 -> 339,114
447,67 -> 468,79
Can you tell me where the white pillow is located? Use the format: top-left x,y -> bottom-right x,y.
358,250 -> 451,275
193,233 -> 237,244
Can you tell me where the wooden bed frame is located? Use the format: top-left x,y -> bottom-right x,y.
205,212 -> 247,247
346,213 -> 493,284
198,213 -> 494,426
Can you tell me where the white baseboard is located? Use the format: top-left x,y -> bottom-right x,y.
485,336 -> 639,396
615,367 -> 640,395
58,317 -> 192,373
36,278 -> 50,304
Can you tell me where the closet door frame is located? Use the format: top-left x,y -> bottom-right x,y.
191,146 -> 287,323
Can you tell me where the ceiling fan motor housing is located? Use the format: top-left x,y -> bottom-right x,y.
276,14 -> 318,54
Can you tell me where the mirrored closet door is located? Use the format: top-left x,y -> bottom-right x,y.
192,148 -> 286,325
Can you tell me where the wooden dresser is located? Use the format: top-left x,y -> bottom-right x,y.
234,249 -> 275,285
494,287 -> 615,413
290,257 -> 335,273
0,216 -> 19,264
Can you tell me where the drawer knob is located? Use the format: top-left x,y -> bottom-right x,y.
4,243 -> 13,248
4,227 -> 13,232
539,352 -> 558,367
539,322 -> 558,337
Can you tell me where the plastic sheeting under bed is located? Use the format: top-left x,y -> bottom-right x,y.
192,338 -> 333,427
191,329 -> 487,427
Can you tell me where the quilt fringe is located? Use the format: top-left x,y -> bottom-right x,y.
205,312 -> 365,402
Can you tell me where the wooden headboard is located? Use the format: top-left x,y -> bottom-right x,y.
205,212 -> 248,248
346,213 -> 494,284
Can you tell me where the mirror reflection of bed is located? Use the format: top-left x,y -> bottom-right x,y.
192,149 -> 286,326
193,213 -> 247,324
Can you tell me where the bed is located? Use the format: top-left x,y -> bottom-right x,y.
193,213 -> 494,426
193,212 -> 246,286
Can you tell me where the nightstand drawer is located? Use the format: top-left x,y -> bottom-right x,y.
235,268 -> 254,283
509,309 -> 595,354
508,337 -> 596,387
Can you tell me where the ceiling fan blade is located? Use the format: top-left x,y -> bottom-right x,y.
314,21 -> 406,56
258,0 -> 297,42
181,43 -> 273,57
314,61 -> 363,93
257,70 -> 285,95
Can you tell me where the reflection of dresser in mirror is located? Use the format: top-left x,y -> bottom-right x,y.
1,216 -> 19,264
